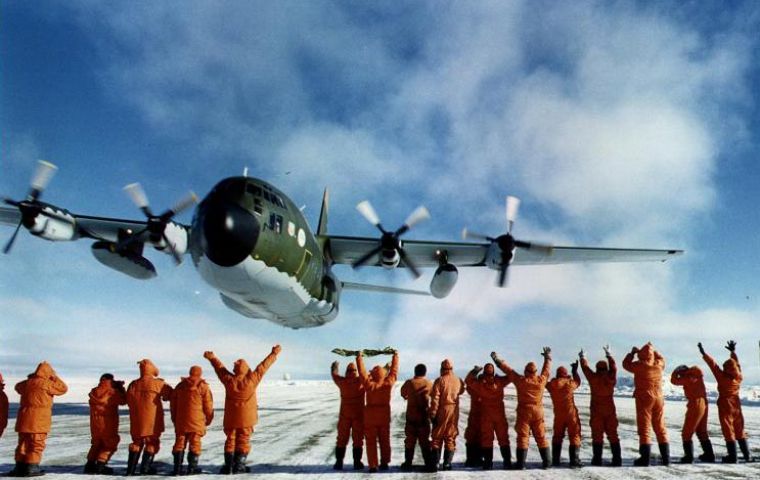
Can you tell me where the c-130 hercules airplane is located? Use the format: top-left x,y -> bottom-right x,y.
1,161 -> 682,329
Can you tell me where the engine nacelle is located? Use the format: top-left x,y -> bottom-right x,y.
380,249 -> 400,269
152,222 -> 189,258
91,241 -> 157,279
28,209 -> 77,241
430,263 -> 458,298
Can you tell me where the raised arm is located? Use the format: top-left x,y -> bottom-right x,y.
331,361 -> 343,386
356,353 -> 368,381
204,351 -> 232,384
387,352 -> 399,384
251,345 -> 281,384
49,373 -> 68,397
622,347 -> 638,373
540,347 -> 552,380
571,361 -> 581,388
670,367 -> 687,386
579,353 -> 594,380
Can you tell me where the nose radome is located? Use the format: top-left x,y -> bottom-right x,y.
200,201 -> 259,267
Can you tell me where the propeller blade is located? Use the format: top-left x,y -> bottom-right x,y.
398,248 -> 421,279
29,160 -> 58,198
497,264 -> 509,287
123,183 -> 151,214
165,191 -> 198,219
351,244 -> 384,269
3,221 -> 23,254
403,205 -> 430,229
162,232 -> 183,265
506,195 -> 520,233
461,228 -> 493,241
514,240 -> 554,255
356,200 -> 382,227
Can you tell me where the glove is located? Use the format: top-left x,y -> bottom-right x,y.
674,364 -> 689,373
631,346 -> 640,355
469,365 -> 483,376
603,344 -> 611,356
578,349 -> 585,359
203,351 -> 215,360
272,345 -> 282,355
698,342 -> 705,355
490,351 -> 503,364
331,361 -> 339,372
570,361 -> 579,372
541,347 -> 551,358
725,340 -> 737,352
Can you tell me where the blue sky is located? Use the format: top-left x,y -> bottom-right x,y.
2,1 -> 760,392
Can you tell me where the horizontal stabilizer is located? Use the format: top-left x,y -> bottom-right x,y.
341,281 -> 430,296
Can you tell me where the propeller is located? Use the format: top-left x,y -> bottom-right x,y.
3,160 -> 60,254
462,195 -> 552,287
119,183 -> 198,264
353,201 -> 430,278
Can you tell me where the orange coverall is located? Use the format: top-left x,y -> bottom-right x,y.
580,357 -> 619,443
495,358 -> 551,450
357,352 -> 399,469
546,367 -> 581,447
127,359 -> 173,455
670,367 -> 709,442
0,373 -> 8,438
703,352 -> 746,441
400,375 -> 432,451
332,363 -> 365,448
87,377 -> 127,464
207,348 -> 279,455
429,360 -> 465,451
464,380 -> 483,447
465,368 -> 511,449
14,362 -> 68,464
170,367 -> 214,455
623,344 -> 668,445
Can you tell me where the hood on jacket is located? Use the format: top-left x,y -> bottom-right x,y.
233,359 -> 250,376
138,359 -> 159,377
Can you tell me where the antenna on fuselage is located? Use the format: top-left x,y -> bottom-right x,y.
243,167 -> 249,178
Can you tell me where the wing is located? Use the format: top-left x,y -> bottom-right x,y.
326,234 -> 682,268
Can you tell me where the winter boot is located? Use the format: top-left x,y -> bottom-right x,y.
659,443 -> 670,466
679,440 -> 694,464
569,445 -> 583,468
500,445 -> 512,469
333,446 -> 346,470
232,453 -> 249,473
722,441 -> 738,463
633,444 -> 651,466
379,462 -> 389,471
513,448 -> 527,470
464,443 -> 474,467
698,439 -> 715,463
95,462 -> 113,475
552,442 -> 562,467
425,448 -> 439,472
25,464 -> 44,477
481,447 -> 493,470
610,442 -> 623,467
591,442 -> 603,466
738,438 -> 754,462
84,460 -> 97,475
139,452 -> 156,475
442,449 -> 454,470
400,448 -> 414,471
352,447 -> 364,470
219,452 -> 234,474
7,463 -> 28,477
539,446 -> 551,469
186,452 -> 201,475
172,451 -> 185,476
125,451 -> 140,476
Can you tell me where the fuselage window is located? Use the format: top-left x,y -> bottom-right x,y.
254,199 -> 263,215
263,191 -> 272,203
246,184 -> 262,197
268,213 -> 283,234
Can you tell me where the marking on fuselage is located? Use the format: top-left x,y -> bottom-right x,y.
296,249 -> 312,277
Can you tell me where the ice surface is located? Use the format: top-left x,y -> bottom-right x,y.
1,380 -> 759,479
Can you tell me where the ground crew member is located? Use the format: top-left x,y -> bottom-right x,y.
493,348 -> 552,470
429,359 -> 465,471
700,340 -> 753,463
1,373 -> 8,439
331,360 -> 365,470
85,374 -> 127,475
623,342 -> 669,466
546,362 -> 582,468
465,363 -> 511,470
399,364 -> 432,471
670,364 -> 714,463
463,369 -> 484,468
126,359 -> 173,476
170,366 -> 214,475
579,346 -> 621,466
205,346 -> 281,474
8,362 -> 68,477
357,350 -> 399,473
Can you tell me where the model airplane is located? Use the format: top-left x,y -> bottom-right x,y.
0,161 -> 683,329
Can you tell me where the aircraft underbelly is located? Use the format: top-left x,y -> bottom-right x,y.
196,256 -> 336,328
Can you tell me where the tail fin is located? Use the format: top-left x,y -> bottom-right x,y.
317,188 -> 329,236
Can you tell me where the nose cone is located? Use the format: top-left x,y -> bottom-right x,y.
199,201 -> 259,267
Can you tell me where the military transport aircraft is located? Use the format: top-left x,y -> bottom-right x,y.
0,161 -> 682,329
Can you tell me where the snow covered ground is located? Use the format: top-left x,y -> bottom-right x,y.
1,380 -> 759,479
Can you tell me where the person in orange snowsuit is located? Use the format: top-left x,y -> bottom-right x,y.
84,374 -> 127,475
579,346 -> 621,466
623,342 -> 669,466
356,350 -> 398,473
331,360 -> 365,471
465,363 -> 511,470
0,373 -> 8,440
126,359 -> 173,476
205,346 -> 281,474
493,348 -> 552,470
399,364 -> 432,471
546,362 -> 582,468
429,359 -> 465,471
170,366 -> 214,475
463,370 -> 484,468
8,362 -> 68,477
700,340 -> 752,463
670,364 -> 714,463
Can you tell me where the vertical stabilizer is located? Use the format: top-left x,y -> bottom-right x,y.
317,188 -> 329,236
